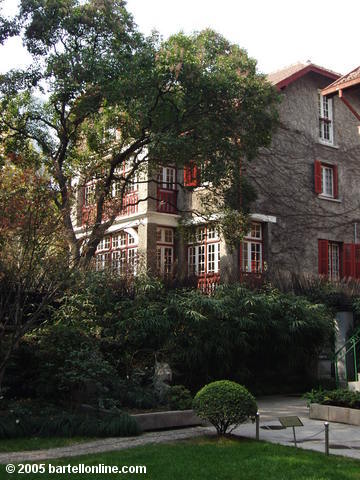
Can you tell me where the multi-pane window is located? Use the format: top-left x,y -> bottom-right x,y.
241,223 -> 263,273
321,165 -> 334,197
96,252 -> 111,271
157,227 -> 174,275
84,184 -> 96,206
95,230 -> 137,274
318,93 -> 333,144
158,167 -> 176,190
96,237 -> 111,251
188,225 -> 220,276
328,242 -> 340,281
314,160 -> 338,199
112,162 -> 138,197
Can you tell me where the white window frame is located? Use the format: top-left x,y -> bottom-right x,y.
159,166 -> 176,190
321,165 -> 334,198
95,230 -> 138,274
157,246 -> 174,275
241,223 -> 263,273
328,242 -> 340,281
318,92 -> 334,145
188,225 -> 220,276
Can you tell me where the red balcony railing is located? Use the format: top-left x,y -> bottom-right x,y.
156,188 -> 177,214
82,192 -> 139,225
197,273 -> 220,295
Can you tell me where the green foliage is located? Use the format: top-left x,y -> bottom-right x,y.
0,1 -> 279,266
32,324 -> 117,404
193,380 -> 257,435
304,388 -> 360,409
167,385 -> 193,411
268,270 -> 360,309
0,410 -> 139,439
5,274 -> 335,409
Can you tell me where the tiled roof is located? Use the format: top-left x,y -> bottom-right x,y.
322,66 -> 360,96
267,62 -> 340,89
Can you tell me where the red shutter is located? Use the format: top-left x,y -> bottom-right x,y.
355,245 -> 360,279
314,160 -> 322,194
343,244 -> 355,278
184,162 -> 198,187
318,239 -> 329,276
333,165 -> 338,198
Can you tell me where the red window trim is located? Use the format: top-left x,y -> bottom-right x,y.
314,160 -> 339,199
184,162 -> 199,187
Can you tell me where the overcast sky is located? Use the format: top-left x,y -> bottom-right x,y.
0,0 -> 358,76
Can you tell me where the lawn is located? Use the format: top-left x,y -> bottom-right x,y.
1,437 -> 360,480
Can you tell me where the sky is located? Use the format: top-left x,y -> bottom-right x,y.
0,0 -> 358,76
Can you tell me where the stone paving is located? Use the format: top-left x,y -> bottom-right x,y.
236,395 -> 360,460
1,396 -> 360,463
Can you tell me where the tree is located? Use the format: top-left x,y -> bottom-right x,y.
0,0 -> 279,267
0,159 -> 68,391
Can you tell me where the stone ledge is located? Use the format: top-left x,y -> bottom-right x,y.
310,403 -> 360,426
131,410 -> 205,431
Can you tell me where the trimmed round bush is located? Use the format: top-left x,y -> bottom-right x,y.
193,380 -> 257,435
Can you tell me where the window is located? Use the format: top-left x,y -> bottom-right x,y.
112,162 -> 138,197
157,227 -> 174,275
328,242 -> 340,281
96,237 -> 110,251
187,225 -> 220,276
158,167 -> 176,190
318,92 -> 333,144
240,223 -> 263,273
318,240 -> 360,280
184,162 -> 199,187
84,184 -> 96,206
314,161 -> 338,198
95,230 -> 137,274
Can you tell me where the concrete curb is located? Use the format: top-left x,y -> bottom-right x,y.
131,410 -> 204,431
310,403 -> 360,426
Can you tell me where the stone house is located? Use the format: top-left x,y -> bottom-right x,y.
74,62 -> 360,289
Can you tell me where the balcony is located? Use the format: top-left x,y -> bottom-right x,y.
156,188 -> 177,214
197,273 -> 220,295
82,192 -> 139,226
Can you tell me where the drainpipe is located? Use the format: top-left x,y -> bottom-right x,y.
355,223 -> 358,244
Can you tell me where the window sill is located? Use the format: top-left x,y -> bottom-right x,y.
317,140 -> 339,149
318,195 -> 341,203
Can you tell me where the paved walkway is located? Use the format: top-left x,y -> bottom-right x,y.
236,395 -> 360,460
1,396 -> 360,463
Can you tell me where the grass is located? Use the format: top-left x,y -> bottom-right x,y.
0,437 -> 95,453
1,436 -> 360,480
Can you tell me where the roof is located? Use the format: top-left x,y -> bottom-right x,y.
267,62 -> 340,89
322,66 -> 360,96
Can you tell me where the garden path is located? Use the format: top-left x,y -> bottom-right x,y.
2,396 -> 360,462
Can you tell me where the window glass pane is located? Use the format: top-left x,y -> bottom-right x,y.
198,245 -> 205,273
164,229 -> 173,243
112,232 -> 126,248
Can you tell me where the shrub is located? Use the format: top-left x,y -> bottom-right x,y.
0,411 -> 139,439
304,388 -> 360,410
193,380 -> 257,435
167,385 -> 193,410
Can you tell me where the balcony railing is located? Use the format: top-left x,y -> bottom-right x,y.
82,192 -> 139,225
156,188 -> 177,214
197,273 -> 220,295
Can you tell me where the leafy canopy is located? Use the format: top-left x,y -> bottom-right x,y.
0,0 -> 279,263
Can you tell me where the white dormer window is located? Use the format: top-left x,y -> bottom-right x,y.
318,92 -> 333,144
